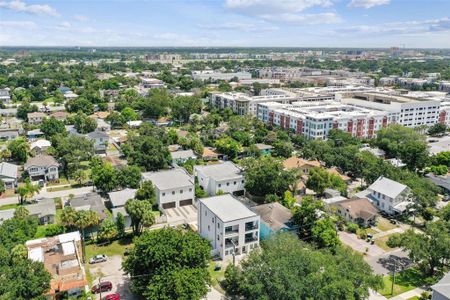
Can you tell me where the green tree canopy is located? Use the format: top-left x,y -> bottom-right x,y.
223,233 -> 382,300
122,228 -> 211,300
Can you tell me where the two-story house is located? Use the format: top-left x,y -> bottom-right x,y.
194,161 -> 245,196
86,130 -> 109,152
142,168 -> 195,210
24,154 -> 59,181
27,112 -> 46,125
30,139 -> 51,156
0,88 -> 11,104
0,162 -> 19,189
356,176 -> 412,215
108,188 -> 137,229
198,194 -> 260,259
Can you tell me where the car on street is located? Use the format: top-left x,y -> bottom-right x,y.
89,254 -> 107,264
91,281 -> 112,294
103,293 -> 120,300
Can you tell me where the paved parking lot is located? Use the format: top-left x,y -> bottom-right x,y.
89,255 -> 136,300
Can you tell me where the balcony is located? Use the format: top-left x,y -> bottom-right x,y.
245,222 -> 258,231
245,236 -> 258,243
225,241 -> 239,249
225,226 -> 239,236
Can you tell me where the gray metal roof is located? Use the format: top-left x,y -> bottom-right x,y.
108,188 -> 137,207
199,194 -> 257,223
142,168 -> 194,190
0,162 -> 18,179
171,149 -> 196,160
368,176 -> 408,199
194,161 -> 243,181
432,272 -> 450,299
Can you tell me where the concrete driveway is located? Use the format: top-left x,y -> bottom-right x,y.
165,205 -> 198,225
89,255 -> 136,300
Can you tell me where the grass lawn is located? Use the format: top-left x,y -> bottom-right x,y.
407,297 -> 420,300
208,260 -> 226,293
85,237 -> 134,260
374,235 -> 396,251
35,225 -> 47,238
46,177 -> 70,187
378,268 -> 427,298
366,228 -> 378,235
0,203 -> 19,210
47,185 -> 73,192
376,218 -> 399,232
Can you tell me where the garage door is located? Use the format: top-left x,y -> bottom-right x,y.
179,199 -> 193,206
162,202 -> 176,209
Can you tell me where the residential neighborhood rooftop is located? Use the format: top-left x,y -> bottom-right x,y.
199,194 -> 257,222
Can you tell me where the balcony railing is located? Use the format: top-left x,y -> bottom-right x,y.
225,241 -> 239,249
245,223 -> 258,231
245,236 -> 258,243
225,228 -> 239,235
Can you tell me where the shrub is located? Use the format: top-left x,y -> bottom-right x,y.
347,223 -> 359,233
356,228 -> 367,239
45,224 -> 65,237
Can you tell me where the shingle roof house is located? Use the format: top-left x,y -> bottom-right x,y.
432,272 -> 450,300
24,155 -> 59,181
0,162 -> 18,188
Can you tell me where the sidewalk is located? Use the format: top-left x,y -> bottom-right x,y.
390,287 -> 426,300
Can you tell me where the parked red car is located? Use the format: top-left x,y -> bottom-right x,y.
104,293 -> 120,300
91,281 -> 112,294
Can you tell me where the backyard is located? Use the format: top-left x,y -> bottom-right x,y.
377,268 -> 428,298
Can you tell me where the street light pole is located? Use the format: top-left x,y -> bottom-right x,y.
98,276 -> 103,300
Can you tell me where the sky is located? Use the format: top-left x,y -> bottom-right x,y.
1,0 -> 450,48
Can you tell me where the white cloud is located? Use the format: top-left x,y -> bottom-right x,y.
199,21 -> 278,32
73,14 -> 88,22
338,17 -> 450,36
224,0 -> 339,26
224,0 -> 332,14
348,0 -> 390,9
0,20 -> 36,29
0,0 -> 59,16
59,21 -> 71,28
260,12 -> 341,25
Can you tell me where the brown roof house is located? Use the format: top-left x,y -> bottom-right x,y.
332,198 -> 378,227
24,154 -> 59,182
251,202 -> 294,239
283,157 -> 321,175
26,232 -> 88,298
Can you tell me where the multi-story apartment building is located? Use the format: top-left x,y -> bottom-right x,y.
258,100 -> 389,140
198,194 -> 260,259
192,71 -> 252,81
142,168 -> 195,210
194,161 -> 244,196
210,89 -> 333,116
341,92 -> 441,128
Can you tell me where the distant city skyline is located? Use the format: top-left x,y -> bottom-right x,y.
1,0 -> 450,48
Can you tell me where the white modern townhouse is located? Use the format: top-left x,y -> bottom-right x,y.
142,168 -> 195,210
198,194 -> 260,260
194,161 -> 245,196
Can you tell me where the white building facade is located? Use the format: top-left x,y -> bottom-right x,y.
142,168 -> 195,210
198,195 -> 260,259
194,162 -> 244,196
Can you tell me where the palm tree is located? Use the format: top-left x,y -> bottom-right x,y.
74,210 -> 100,263
60,206 -> 77,229
17,179 -> 41,205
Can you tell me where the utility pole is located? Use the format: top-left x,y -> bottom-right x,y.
391,259 -> 397,296
98,276 -> 103,300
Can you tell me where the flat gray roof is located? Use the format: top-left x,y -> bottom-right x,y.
194,161 -> 242,181
199,194 -> 257,223
142,168 -> 194,190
